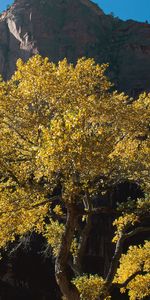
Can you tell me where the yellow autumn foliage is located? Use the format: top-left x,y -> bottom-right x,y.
0,55 -> 149,299
73,275 -> 106,300
44,219 -> 65,257
113,197 -> 150,242
114,241 -> 150,300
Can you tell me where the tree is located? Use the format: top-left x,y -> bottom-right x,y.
114,239 -> 150,300
0,55 -> 149,299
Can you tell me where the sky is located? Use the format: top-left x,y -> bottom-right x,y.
0,0 -> 150,23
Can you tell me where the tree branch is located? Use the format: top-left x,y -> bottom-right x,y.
90,207 -> 118,216
105,226 -> 150,290
0,195 -> 61,216
105,234 -> 124,286
2,117 -> 36,146
117,269 -> 146,288
124,227 -> 150,239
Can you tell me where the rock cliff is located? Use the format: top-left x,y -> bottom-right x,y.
1,0 -> 150,95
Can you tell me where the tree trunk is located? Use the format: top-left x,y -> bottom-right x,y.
55,203 -> 80,300
73,213 -> 92,275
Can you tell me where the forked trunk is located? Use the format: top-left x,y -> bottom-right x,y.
55,203 -> 80,300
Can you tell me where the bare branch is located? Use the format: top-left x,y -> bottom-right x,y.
105,226 -> 150,289
105,234 -> 124,286
124,227 -> 150,239
81,207 -> 119,217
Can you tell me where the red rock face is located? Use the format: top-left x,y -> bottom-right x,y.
0,0 -> 150,95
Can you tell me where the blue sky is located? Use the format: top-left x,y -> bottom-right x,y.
0,0 -> 150,23
95,0 -> 150,22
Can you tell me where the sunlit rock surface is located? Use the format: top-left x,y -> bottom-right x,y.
0,0 -> 150,95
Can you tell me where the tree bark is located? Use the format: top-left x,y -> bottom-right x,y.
55,203 -> 80,300
73,213 -> 92,275
105,235 -> 124,287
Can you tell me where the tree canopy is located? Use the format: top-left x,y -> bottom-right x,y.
0,55 -> 149,299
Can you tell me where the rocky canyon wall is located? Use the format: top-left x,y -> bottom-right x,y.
0,0 -> 150,95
